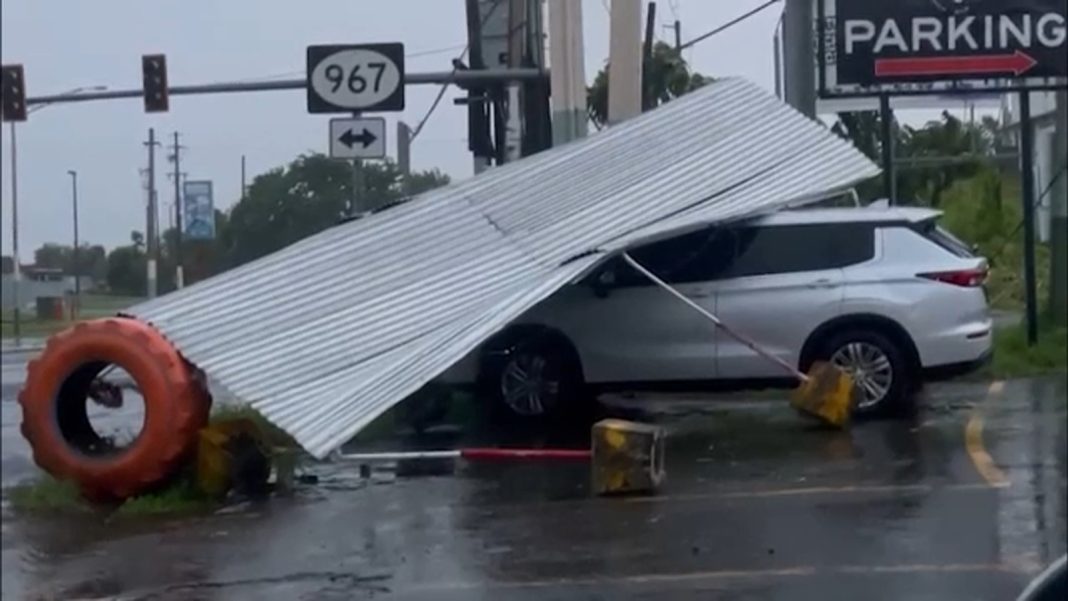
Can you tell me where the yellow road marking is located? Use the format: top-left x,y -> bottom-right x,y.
404,562 -> 1034,592
965,380 -> 1010,488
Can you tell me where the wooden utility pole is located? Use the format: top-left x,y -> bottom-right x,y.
144,128 -> 159,298
170,132 -> 185,289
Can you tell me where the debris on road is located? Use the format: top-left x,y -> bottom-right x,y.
592,419 -> 665,496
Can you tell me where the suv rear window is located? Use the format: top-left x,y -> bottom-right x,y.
613,222 -> 875,286
918,219 -> 975,258
724,223 -> 875,278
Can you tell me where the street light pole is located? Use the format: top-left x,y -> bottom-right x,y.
7,85 -> 106,342
67,170 -> 80,320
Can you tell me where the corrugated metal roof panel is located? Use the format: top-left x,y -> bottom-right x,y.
128,78 -> 880,458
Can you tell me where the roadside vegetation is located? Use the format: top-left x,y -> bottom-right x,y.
987,321 -> 1068,378
1,294 -> 143,339
8,405 -> 284,516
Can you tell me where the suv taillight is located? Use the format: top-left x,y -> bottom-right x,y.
917,267 -> 988,287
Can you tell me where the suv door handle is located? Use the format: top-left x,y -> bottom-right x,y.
807,278 -> 837,289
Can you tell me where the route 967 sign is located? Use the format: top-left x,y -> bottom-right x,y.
306,43 -> 405,113
819,0 -> 1067,97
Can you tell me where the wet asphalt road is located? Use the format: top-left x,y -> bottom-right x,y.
1,363 -> 1065,600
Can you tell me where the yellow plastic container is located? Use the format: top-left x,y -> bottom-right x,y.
196,419 -> 268,498
789,361 -> 856,428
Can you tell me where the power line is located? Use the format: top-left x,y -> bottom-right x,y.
680,0 -> 781,51
224,44 -> 470,87
407,43 -> 468,59
667,0 -> 681,21
410,0 -> 505,143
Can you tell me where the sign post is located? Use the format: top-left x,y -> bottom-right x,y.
818,0 -> 1067,98
306,44 -> 405,113
307,43 -> 405,214
328,116 -> 386,160
817,0 -> 1067,345
1019,91 -> 1039,345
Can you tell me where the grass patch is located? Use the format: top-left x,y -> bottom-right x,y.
114,478 -> 210,517
1,294 -> 144,340
7,474 -> 211,517
0,316 -> 71,339
8,406 -> 289,516
7,477 -> 87,513
986,321 -> 1068,378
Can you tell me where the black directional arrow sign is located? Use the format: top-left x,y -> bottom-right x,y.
339,127 -> 377,149
328,116 -> 386,160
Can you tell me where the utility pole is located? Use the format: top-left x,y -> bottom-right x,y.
170,132 -> 185,289
503,0 -> 525,162
349,112 -> 366,213
8,122 -> 21,345
783,0 -> 816,118
673,20 -> 681,53
1050,90 -> 1067,326
66,170 -> 80,320
1019,92 -> 1039,345
397,121 -> 412,194
641,2 -> 657,111
773,15 -> 783,99
608,0 -> 643,124
241,155 -> 247,201
548,0 -> 588,145
144,128 -> 159,299
879,95 -> 896,203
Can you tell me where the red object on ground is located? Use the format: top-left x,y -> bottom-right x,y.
459,447 -> 592,462
19,318 -> 211,500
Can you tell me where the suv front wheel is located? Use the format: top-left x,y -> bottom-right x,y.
478,333 -> 587,422
819,329 -> 914,417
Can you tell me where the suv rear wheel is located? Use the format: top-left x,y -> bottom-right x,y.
819,329 -> 914,417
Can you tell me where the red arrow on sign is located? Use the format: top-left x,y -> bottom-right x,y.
875,50 -> 1038,78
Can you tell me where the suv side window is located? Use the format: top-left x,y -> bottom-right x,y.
612,226 -> 736,287
724,223 -> 874,278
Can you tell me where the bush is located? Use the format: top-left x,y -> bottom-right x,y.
940,168 -> 1050,311
988,321 -> 1068,378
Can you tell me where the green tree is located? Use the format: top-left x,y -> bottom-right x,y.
31,242 -> 108,283
106,245 -> 147,296
897,111 -> 992,207
587,41 -> 712,129
33,243 -> 69,270
832,109 -> 999,206
219,154 -> 449,268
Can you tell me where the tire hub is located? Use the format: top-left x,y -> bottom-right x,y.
830,341 -> 893,409
500,351 -> 561,416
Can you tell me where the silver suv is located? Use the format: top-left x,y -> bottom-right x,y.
439,206 -> 993,418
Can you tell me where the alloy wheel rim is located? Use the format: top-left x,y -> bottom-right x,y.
500,353 -> 560,416
830,342 -> 893,409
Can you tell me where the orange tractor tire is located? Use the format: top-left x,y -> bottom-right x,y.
18,318 -> 211,501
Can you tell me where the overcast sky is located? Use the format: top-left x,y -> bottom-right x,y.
0,0 -> 962,257
0,0 -> 791,255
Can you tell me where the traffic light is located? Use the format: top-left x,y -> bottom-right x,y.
142,54 -> 169,112
1,64 -> 27,122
